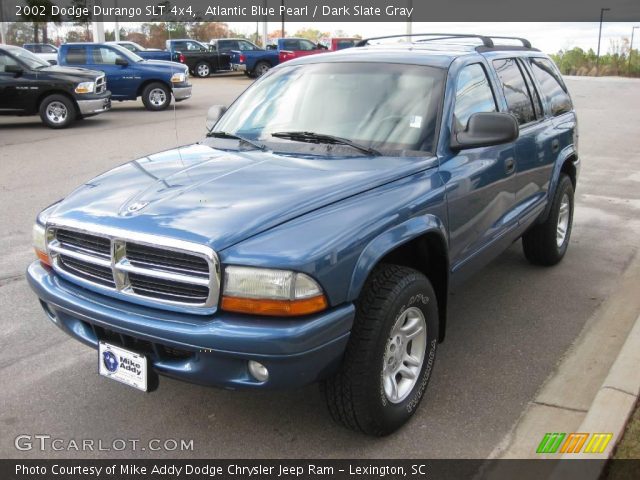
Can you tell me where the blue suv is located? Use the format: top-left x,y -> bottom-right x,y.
58,43 -> 191,110
28,34 -> 578,435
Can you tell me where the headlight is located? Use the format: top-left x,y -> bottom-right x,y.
170,72 -> 186,83
221,266 -> 328,316
33,223 -> 50,266
75,81 -> 95,94
33,201 -> 60,267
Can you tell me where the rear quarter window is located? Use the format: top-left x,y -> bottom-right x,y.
529,57 -> 573,116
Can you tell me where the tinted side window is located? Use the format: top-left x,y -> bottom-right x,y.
92,47 -> 122,65
65,47 -> 87,65
518,59 -> 543,119
0,52 -> 19,72
454,63 -> 497,132
42,45 -> 57,53
298,40 -> 317,51
530,57 -> 573,116
282,39 -> 299,50
238,40 -> 257,50
493,58 -> 536,125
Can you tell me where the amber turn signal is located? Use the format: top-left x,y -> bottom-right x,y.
221,294 -> 328,317
35,248 -> 51,267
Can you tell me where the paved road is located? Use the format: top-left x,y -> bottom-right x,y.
1,75 -> 639,459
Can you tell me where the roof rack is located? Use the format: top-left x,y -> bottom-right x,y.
355,33 -> 533,50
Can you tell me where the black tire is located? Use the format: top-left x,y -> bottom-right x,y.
39,94 -> 76,129
323,264 -> 439,436
195,61 -> 212,78
522,173 -> 574,266
253,61 -> 271,78
141,82 -> 171,111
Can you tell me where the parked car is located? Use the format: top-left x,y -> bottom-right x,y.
0,44 -> 110,128
58,43 -> 191,111
165,39 -> 230,77
327,38 -> 359,51
209,38 -> 262,55
28,34 -> 579,435
22,43 -> 59,64
275,37 -> 327,64
229,47 -> 279,78
105,41 -> 178,62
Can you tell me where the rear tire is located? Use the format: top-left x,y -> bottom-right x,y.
39,94 -> 76,129
253,61 -> 271,78
323,264 -> 439,436
522,173 -> 574,266
141,82 -> 171,111
195,61 -> 211,78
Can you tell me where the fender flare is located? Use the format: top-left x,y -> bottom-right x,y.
347,214 -> 448,302
541,144 -> 579,221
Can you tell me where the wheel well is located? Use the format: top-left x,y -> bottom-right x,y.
136,80 -> 170,98
377,233 -> 449,342
37,90 -> 78,114
561,155 -> 577,190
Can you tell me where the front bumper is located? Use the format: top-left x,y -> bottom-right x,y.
76,94 -> 112,116
172,84 -> 192,102
27,262 -> 353,390
232,63 -> 247,72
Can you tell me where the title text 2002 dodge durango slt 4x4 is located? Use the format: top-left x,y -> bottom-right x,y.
28,34 -> 579,436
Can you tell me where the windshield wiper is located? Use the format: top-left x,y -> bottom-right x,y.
206,131 -> 266,151
271,131 -> 381,156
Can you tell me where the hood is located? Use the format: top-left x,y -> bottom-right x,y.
48,144 -> 437,252
40,64 -> 103,80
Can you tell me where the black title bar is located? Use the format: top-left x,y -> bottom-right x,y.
3,0 -> 639,22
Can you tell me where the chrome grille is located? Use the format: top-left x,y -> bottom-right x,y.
47,223 -> 219,312
95,75 -> 106,94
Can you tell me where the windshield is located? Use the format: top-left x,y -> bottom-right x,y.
6,46 -> 50,69
214,62 -> 445,154
110,44 -> 144,62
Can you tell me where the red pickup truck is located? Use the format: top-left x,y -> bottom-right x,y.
276,38 -> 327,63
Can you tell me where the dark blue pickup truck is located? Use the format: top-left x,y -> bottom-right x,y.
29,34 -> 578,436
58,43 -> 191,110
106,41 -> 177,62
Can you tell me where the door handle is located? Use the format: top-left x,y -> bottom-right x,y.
505,158 -> 516,175
551,139 -> 560,153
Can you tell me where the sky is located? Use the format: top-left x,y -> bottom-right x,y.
227,22 -> 640,54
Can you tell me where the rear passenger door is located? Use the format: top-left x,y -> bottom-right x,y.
443,61 -> 520,273
492,57 -> 550,222
527,57 -> 577,201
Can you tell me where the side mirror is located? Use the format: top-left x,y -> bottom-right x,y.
5,64 -> 23,76
48,59 -> 57,65
451,112 -> 519,150
206,105 -> 227,132
550,94 -> 572,116
115,57 -> 128,66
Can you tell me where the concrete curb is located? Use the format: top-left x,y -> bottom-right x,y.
488,252 -> 640,461
547,313 -> 640,480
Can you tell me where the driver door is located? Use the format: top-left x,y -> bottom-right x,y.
86,46 -> 136,99
0,51 -> 30,112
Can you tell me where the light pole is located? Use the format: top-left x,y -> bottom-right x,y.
629,26 -> 639,75
281,0 -> 285,37
596,7 -> 610,76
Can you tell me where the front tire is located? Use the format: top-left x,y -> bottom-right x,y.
522,173 -> 575,266
323,264 -> 439,436
141,82 -> 171,111
39,94 -> 76,129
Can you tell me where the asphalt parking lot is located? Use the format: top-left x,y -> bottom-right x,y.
1,75 -> 639,459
